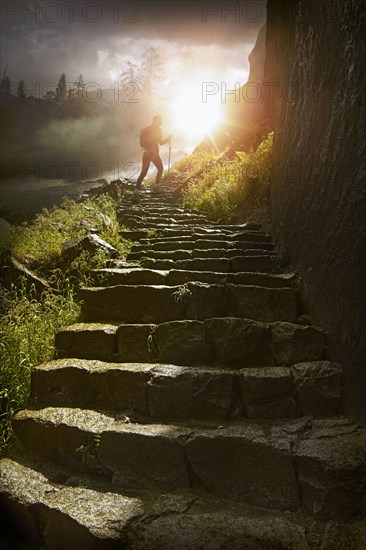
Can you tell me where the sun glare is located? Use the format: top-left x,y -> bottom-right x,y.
170,86 -> 221,146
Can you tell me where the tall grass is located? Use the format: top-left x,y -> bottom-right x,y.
0,193 -> 129,453
0,282 -> 81,451
7,194 -> 128,274
182,133 -> 273,223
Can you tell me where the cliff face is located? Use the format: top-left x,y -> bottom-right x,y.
225,24 -> 271,145
265,0 -> 366,420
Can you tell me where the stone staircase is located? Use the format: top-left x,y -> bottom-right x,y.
1,185 -> 366,549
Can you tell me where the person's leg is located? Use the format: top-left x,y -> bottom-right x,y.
136,152 -> 151,189
151,153 -> 164,185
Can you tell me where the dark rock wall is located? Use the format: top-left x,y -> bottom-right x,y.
265,0 -> 366,421
225,24 -> 271,146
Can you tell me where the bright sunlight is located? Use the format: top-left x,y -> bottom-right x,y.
168,84 -> 222,147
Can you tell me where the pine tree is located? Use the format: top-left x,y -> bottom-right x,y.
17,80 -> 26,101
0,75 -> 11,95
120,61 -> 142,88
140,47 -> 164,99
73,74 -> 86,97
56,73 -> 67,100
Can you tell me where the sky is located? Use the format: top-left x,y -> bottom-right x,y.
0,0 -> 267,203
1,0 -> 266,91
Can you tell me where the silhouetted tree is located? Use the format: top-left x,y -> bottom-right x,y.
56,73 -> 67,101
0,75 -> 11,95
120,61 -> 142,88
73,74 -> 86,97
17,80 -> 26,101
140,47 -> 164,99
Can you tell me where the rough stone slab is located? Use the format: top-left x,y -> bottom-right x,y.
122,504 -> 366,550
116,323 -> 155,362
91,268 -> 297,289
294,418 -> 366,519
131,239 -> 274,253
54,319 -> 326,368
226,284 -> 300,322
240,367 -> 298,419
231,255 -> 277,272
185,424 -> 300,511
147,365 -> 237,420
205,317 -> 275,366
140,231 -> 271,244
80,285 -> 182,323
61,233 -> 117,264
98,423 -> 191,491
92,267 -> 169,286
292,361 -> 343,416
30,360 -> 341,421
152,320 -> 213,365
12,408 -> 366,519
0,458 -> 143,549
119,229 -> 151,240
183,283 -> 229,320
271,322 -> 326,365
12,408 -> 115,473
174,257 -> 232,272
31,359 -> 154,416
128,248 -> 274,261
127,249 -> 193,261
130,239 -> 274,253
55,323 -> 118,361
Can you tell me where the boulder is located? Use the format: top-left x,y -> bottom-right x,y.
61,234 -> 117,264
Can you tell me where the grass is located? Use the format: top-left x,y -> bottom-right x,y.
0,282 -> 81,451
0,193 -> 130,454
181,133 -> 273,224
7,194 -> 128,277
171,150 -> 220,180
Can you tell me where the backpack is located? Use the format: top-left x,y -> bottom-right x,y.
139,126 -> 152,149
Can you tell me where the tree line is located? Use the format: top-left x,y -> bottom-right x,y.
0,46 -> 168,104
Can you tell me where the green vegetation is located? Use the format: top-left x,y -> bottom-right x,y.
0,282 -> 80,451
172,150 -> 220,180
0,194 -> 129,453
182,133 -> 273,224
8,194 -> 127,277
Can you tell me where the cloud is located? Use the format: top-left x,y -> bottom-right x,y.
1,0 -> 265,88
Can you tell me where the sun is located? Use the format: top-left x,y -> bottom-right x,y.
170,85 -> 221,145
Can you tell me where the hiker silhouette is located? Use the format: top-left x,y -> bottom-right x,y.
136,115 -> 172,190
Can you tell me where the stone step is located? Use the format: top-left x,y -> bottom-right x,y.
55,318 -> 325,366
130,239 -> 274,252
140,231 -> 272,243
129,223 -> 265,232
121,218 -> 212,228
119,206 -> 187,214
0,457 -> 144,549
3,457 -> 355,550
12,408 -> 366,519
120,228 -> 270,243
127,248 -> 275,261
119,212 -> 210,223
79,283 -> 300,324
31,359 -> 342,420
139,255 -> 279,273
92,268 -> 297,288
